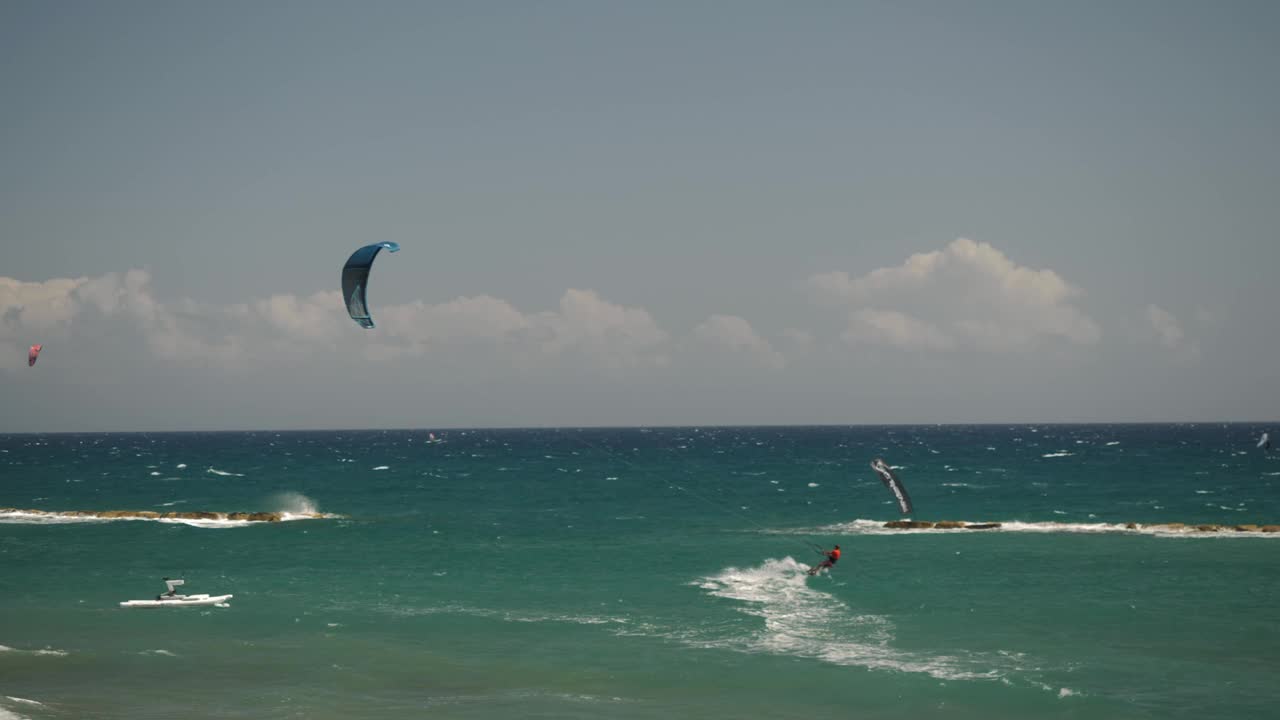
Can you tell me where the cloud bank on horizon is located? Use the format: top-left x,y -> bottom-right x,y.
2,238 -> 1196,378
4,232 -> 1254,430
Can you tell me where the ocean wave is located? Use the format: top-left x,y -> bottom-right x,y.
0,507 -> 341,528
205,467 -> 244,477
776,518 -> 1280,539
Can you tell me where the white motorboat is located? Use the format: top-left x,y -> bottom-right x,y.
120,578 -> 233,608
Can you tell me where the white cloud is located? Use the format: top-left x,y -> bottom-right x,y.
0,271 -> 674,374
379,295 -> 530,348
842,309 -> 954,350
254,292 -> 347,344
1,276 -> 88,329
1140,303 -> 1201,361
1146,304 -> 1185,348
371,289 -> 670,369
530,289 -> 670,368
692,314 -> 785,369
810,238 -> 1100,351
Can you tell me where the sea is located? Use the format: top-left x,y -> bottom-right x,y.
1,424 -> 1277,720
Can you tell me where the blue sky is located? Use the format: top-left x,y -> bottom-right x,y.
2,1 -> 1278,431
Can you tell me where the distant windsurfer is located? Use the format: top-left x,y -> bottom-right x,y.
808,545 -> 841,576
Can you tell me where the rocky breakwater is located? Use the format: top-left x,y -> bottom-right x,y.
1129,522 -> 1280,533
883,520 -> 1004,530
882,520 -> 1280,533
0,507 -> 323,522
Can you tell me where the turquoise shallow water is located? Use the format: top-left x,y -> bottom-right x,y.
2,425 -> 1278,719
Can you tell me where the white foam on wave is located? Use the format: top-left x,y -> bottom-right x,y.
0,511 -> 108,526
372,465 -> 390,471
694,557 -> 1003,680
206,468 -> 244,477
1041,452 -> 1073,458
176,463 -> 187,469
3,698 -> 41,707
0,508 -> 335,528
158,517 -> 251,528
0,644 -> 66,657
0,509 -> 246,529
781,518 -> 1280,540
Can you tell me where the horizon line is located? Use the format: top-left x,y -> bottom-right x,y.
1,420 -> 1274,436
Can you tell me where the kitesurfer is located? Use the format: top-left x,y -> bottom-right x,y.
808,545 -> 841,576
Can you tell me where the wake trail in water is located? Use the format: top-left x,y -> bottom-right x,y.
694,557 -> 1007,681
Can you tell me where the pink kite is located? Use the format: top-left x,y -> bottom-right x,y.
28,344 -> 42,367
